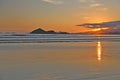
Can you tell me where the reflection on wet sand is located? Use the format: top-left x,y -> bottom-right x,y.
97,41 -> 102,61
0,41 -> 120,80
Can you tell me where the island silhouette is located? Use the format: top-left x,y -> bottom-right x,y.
30,28 -> 69,34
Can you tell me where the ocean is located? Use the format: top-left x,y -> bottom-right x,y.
0,34 -> 120,80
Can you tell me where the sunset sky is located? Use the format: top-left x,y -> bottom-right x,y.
0,0 -> 120,33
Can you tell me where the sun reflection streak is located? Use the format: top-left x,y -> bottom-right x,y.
97,41 -> 102,61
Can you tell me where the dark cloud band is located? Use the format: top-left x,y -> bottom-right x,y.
77,21 -> 120,28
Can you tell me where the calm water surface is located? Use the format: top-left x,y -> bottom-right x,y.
0,35 -> 120,80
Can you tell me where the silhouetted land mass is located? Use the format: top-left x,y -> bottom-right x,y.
30,28 -> 69,34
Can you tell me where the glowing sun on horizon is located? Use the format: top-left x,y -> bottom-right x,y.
92,27 -> 109,32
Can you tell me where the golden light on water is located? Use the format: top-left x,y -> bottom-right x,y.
97,41 -> 102,61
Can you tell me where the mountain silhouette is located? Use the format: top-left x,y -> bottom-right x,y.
30,28 -> 46,34
30,28 -> 69,34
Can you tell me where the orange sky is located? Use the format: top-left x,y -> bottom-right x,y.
0,0 -> 120,33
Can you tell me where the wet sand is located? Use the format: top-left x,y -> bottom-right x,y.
0,41 -> 120,80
